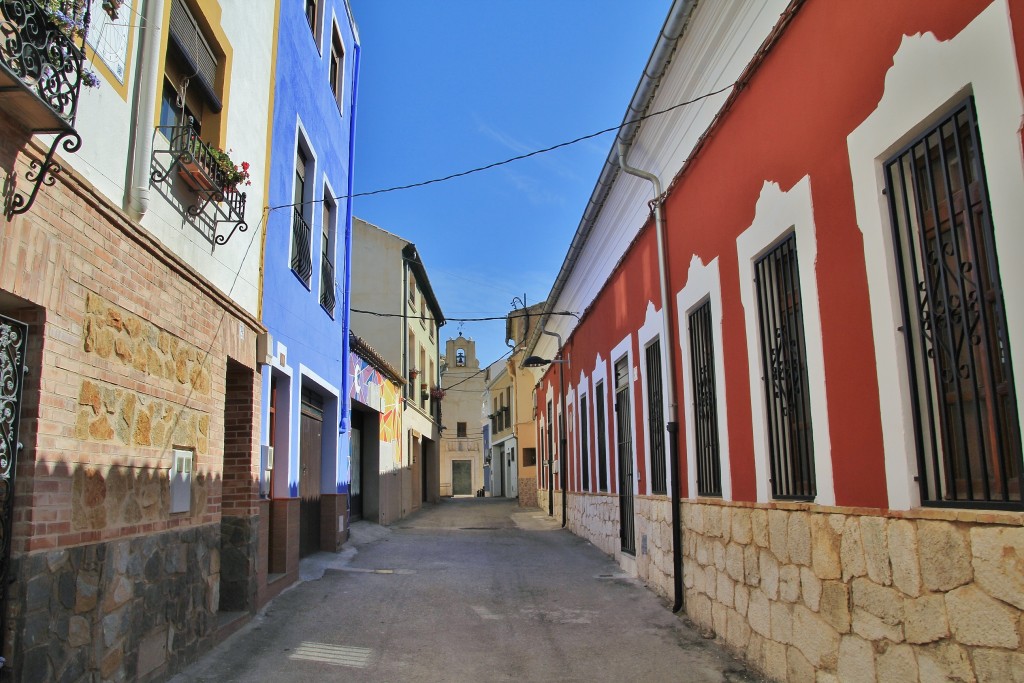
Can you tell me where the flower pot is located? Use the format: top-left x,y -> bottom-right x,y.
178,158 -> 216,193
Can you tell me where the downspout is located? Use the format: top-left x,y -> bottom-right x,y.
339,41 -> 361,489
542,330 -> 567,527
127,0 -> 166,219
617,142 -> 684,613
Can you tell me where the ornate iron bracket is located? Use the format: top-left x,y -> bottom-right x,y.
4,129 -> 80,219
151,123 -> 249,246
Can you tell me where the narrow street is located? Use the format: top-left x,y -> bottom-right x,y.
171,499 -> 760,683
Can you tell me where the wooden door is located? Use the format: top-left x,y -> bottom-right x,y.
299,389 -> 323,557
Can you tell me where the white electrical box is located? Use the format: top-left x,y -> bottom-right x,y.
170,449 -> 193,514
262,444 -> 275,471
256,331 -> 273,367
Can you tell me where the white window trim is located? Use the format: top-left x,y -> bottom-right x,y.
290,119 -> 317,285
565,387 -> 575,491
609,334 -> 638,496
328,11 -> 346,113
575,372 -> 592,493
591,353 -> 610,493
677,255 -> 733,501
636,302 -> 670,498
736,176 -> 834,505
846,3 -> 1024,510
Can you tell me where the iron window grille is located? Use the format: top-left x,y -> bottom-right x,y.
319,252 -> 335,313
596,381 -> 608,492
689,301 -> 722,496
614,357 -> 636,555
885,97 -> 1021,507
0,0 -> 91,218
754,233 -> 815,500
645,339 -> 667,495
580,394 -> 590,491
150,120 -> 248,245
290,208 -> 313,284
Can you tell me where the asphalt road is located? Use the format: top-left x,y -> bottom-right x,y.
171,498 -> 761,683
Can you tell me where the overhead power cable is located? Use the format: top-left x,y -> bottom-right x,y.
442,347 -> 513,391
350,308 -> 580,322
269,82 -> 737,212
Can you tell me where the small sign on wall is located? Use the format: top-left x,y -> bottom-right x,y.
170,448 -> 193,514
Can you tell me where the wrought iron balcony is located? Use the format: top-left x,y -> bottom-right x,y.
320,252 -> 335,314
290,209 -> 312,285
0,0 -> 91,218
151,122 -> 249,245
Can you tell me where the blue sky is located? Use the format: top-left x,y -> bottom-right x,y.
349,1 -> 673,367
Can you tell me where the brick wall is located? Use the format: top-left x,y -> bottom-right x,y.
223,360 -> 257,517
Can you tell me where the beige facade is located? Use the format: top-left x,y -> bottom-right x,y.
505,303 -> 545,508
351,218 -> 443,511
484,362 -> 517,498
439,336 -> 485,496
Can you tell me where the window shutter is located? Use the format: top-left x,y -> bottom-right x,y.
169,0 -> 222,113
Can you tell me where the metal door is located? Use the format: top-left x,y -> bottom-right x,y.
452,460 -> 472,496
615,357 -> 636,555
0,314 -> 27,657
299,389 -> 323,557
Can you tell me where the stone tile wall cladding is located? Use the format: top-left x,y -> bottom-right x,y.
681,502 -> 1024,683
0,139 -> 262,682
518,476 -> 537,508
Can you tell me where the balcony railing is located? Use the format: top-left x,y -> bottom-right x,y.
151,121 -> 249,245
1,0 -> 91,217
290,209 -> 312,285
320,252 -> 335,314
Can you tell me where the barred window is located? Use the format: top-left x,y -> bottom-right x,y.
645,340 -> 667,495
689,301 -> 722,496
580,394 -> 590,492
596,381 -> 608,492
885,98 -> 1021,506
755,233 -> 815,500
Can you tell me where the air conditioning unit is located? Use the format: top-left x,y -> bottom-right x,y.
256,331 -> 273,367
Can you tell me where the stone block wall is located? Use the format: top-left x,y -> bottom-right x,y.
6,523 -> 220,682
567,492 -> 619,558
1,137 -> 263,680
518,476 -> 537,508
681,501 -> 1024,682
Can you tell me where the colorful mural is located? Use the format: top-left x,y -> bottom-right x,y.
349,352 -> 403,471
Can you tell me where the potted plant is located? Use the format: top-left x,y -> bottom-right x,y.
430,386 -> 445,401
41,0 -> 101,88
179,134 -> 251,194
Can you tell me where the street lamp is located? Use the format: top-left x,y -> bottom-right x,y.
523,331 -> 568,527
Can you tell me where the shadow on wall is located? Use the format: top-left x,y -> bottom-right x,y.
1,461 -> 266,683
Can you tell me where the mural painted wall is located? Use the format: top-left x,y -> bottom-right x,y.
350,353 -> 403,474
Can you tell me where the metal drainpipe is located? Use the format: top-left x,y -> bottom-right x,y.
541,330 -> 567,527
617,142 -> 684,613
127,0 -> 165,220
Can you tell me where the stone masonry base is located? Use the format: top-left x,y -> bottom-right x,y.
564,493 -> 1024,682
6,523 -> 225,682
682,501 -> 1024,682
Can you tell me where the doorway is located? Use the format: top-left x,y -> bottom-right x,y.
299,388 -> 323,557
350,411 -> 362,521
452,460 -> 472,496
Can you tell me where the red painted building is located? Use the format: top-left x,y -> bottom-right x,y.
527,0 -> 1024,679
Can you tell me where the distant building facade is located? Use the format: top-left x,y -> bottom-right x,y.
259,0 -> 360,606
484,361 -> 517,498
351,217 -> 444,515
439,335 -> 485,496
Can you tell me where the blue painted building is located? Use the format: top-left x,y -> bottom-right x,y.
258,0 -> 360,595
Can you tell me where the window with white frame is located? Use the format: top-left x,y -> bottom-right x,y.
884,97 -> 1021,506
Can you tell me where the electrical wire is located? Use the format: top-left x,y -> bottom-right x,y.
351,308 -> 580,322
441,346 -> 513,391
269,82 -> 737,212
